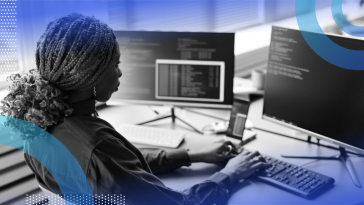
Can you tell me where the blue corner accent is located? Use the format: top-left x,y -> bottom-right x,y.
295,0 -> 364,70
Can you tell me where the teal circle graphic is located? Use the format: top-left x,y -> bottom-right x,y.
295,0 -> 364,70
0,115 -> 94,205
332,0 -> 364,37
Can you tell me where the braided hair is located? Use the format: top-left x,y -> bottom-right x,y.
0,13 -> 118,139
37,13 -> 117,90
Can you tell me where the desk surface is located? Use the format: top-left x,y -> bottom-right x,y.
99,98 -> 364,205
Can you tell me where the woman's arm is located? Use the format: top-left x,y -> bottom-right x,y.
139,148 -> 192,174
140,140 -> 238,174
89,136 -> 233,205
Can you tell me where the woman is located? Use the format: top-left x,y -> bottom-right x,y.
1,13 -> 267,205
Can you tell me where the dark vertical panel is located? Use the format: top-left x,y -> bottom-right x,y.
159,65 -> 169,96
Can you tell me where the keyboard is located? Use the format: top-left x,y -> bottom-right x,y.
238,148 -> 335,199
117,124 -> 185,148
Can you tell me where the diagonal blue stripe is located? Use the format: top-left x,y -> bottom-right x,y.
0,115 -> 94,205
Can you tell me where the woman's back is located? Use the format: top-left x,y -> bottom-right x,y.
24,99 -> 165,197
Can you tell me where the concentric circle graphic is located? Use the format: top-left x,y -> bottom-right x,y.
332,0 -> 364,37
296,0 -> 364,70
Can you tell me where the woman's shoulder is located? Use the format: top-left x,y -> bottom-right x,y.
49,116 -> 124,150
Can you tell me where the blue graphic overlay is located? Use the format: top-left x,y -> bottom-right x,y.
1,0 -> 362,204
0,116 -> 94,205
295,0 -> 364,70
331,0 -> 364,37
0,0 -> 18,75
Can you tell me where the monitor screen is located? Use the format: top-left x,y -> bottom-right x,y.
263,27 -> 364,154
110,31 -> 234,109
226,98 -> 250,139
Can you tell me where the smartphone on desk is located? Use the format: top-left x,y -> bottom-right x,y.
226,98 -> 256,141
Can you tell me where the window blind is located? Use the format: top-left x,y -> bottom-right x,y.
214,0 -> 264,32
266,0 -> 332,22
108,0 -> 265,32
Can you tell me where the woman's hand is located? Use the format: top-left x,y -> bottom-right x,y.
187,139 -> 238,164
220,151 -> 269,182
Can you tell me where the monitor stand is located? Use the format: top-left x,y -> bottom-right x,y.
282,146 -> 362,188
137,107 -> 203,134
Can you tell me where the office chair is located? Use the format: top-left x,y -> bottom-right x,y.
39,185 -> 77,205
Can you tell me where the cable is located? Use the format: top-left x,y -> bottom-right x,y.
148,106 -> 160,115
182,108 -> 228,121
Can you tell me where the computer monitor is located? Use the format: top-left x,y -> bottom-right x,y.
263,26 -> 364,155
263,26 -> 364,188
110,31 -> 235,109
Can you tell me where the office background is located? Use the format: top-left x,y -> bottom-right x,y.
0,0 -> 339,84
1,0 -> 364,204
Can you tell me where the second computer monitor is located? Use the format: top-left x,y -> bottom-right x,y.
263,26 -> 364,154
111,31 -> 235,109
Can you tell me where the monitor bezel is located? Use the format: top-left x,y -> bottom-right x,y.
262,115 -> 364,155
107,99 -> 232,109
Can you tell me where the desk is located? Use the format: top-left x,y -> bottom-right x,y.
99,98 -> 364,205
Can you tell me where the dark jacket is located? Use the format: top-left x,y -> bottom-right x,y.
24,99 -> 232,205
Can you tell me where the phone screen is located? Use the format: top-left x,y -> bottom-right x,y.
226,98 -> 250,139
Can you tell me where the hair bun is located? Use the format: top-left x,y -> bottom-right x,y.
0,69 -> 73,137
